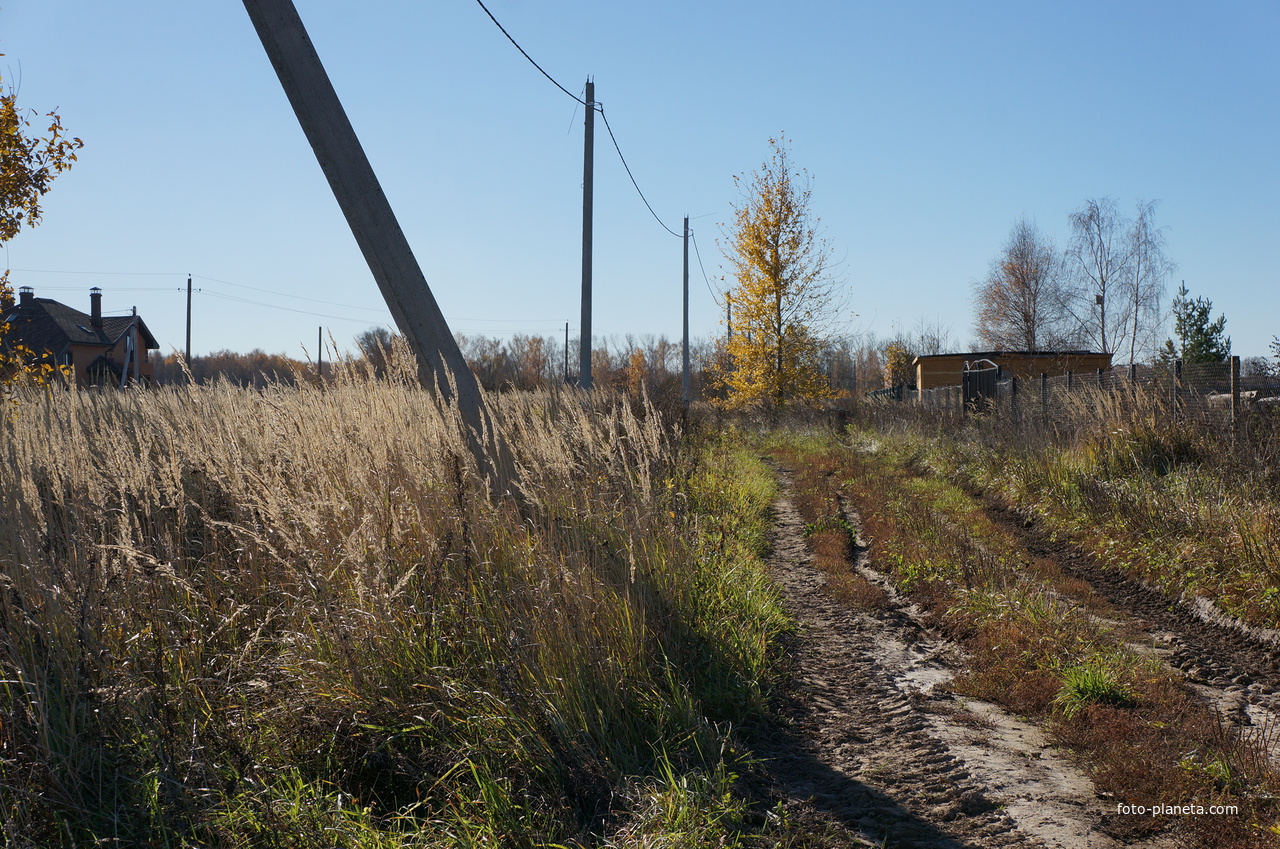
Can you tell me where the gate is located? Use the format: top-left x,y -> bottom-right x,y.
962,359 -> 999,411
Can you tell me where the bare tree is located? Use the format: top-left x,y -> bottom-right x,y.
1123,200 -> 1174,366
910,314 -> 954,356
1066,197 -> 1133,354
354,326 -> 397,377
973,218 -> 1072,351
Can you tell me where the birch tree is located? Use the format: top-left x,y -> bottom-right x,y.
1122,200 -> 1174,366
1067,197 -> 1131,353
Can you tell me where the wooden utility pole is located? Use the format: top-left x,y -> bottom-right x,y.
240,0 -> 509,489
682,215 -> 690,407
564,321 -> 569,383
579,78 -> 595,390
317,326 -> 323,381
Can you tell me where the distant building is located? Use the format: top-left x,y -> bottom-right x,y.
1,286 -> 160,386
911,351 -> 1114,391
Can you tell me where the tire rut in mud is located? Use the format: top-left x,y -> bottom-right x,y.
754,482 -> 1045,849
992,504 -> 1280,730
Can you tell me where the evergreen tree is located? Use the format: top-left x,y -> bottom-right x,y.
1162,283 -> 1230,365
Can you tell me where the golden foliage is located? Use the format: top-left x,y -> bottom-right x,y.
713,136 -> 838,409
0,66 -> 83,407
882,340 -> 915,389
0,68 -> 83,243
1,274 -> 73,411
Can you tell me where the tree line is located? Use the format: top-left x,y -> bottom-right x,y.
970,198 -> 1236,369
7,93 -> 1270,408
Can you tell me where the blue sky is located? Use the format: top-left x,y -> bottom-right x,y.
3,1 -> 1277,360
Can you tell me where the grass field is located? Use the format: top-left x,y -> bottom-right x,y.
0,359 -> 795,847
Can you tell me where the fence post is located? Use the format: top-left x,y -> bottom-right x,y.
1040,372 -> 1048,425
1010,375 -> 1018,421
1173,359 -> 1182,416
1067,370 -> 1074,392
1097,367 -> 1105,389
1129,363 -> 1137,383
1231,354 -> 1241,427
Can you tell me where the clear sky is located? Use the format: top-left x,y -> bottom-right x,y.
3,1 -> 1277,360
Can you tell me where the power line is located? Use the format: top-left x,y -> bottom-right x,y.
192,274 -> 387,313
473,0 -> 586,106
449,316 -> 564,323
689,229 -> 720,304
10,267 -> 387,313
472,2 -> 682,243
201,290 -> 389,324
9,264 -> 570,328
598,107 -> 682,239
8,267 -> 182,277
11,285 -> 181,292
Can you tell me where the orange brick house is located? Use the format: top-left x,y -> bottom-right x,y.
1,286 -> 160,386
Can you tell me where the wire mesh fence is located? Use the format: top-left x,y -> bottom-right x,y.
903,357 -> 1280,431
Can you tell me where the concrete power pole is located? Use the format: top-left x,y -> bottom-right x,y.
579,78 -> 595,390
185,275 -> 193,372
240,0 -> 509,489
682,215 -> 690,408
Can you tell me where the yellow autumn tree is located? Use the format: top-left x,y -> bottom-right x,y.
1,63 -> 82,405
713,135 -> 839,409
881,340 -> 915,390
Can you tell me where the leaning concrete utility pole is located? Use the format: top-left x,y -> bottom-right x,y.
240,0 -> 508,487
579,78 -> 595,390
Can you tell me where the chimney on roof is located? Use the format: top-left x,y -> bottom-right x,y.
90,287 -> 103,328
18,286 -> 34,315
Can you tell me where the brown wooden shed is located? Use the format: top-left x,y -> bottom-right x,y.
912,351 -> 1114,391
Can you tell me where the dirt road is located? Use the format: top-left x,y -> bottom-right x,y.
753,474 -> 1212,849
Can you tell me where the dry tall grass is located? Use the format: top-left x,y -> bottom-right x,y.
855,383 -> 1280,628
0,353 -> 788,846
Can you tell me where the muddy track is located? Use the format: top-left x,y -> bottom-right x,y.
990,503 -> 1280,730
753,474 -> 1153,849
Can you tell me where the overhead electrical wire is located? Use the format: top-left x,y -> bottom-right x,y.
473,0 -> 683,241
598,108 -> 682,239
8,285 -> 181,292
192,274 -> 387,313
473,0 -> 587,106
689,229 -> 721,304
201,291 -> 385,324
9,265 -> 559,330
8,267 -> 181,277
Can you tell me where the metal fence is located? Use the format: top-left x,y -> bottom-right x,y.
903,357 -> 1280,428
